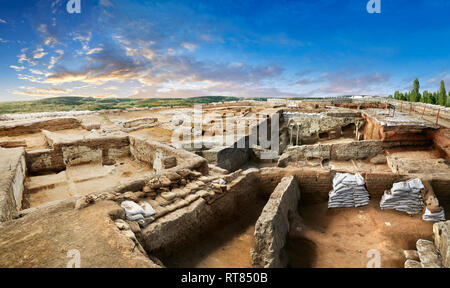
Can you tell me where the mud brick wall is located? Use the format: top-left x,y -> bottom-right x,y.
431,178 -> 450,204
0,148 -> 26,222
252,176 -> 300,268
25,136 -> 130,174
129,136 -> 208,173
141,172 -> 260,258
294,170 -> 333,204
256,168 -> 333,204
58,135 -> 130,166
0,118 -> 81,137
363,172 -> 406,198
427,128 -> 450,159
25,148 -> 65,174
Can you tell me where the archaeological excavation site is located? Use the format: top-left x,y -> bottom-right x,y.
0,98 -> 449,268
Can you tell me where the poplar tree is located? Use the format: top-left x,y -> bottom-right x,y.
439,80 -> 447,106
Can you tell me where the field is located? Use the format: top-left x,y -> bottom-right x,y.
0,96 -> 269,114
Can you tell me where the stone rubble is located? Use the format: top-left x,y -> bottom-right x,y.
416,239 -> 442,268
380,178 -> 425,215
404,259 -> 422,268
403,250 -> 420,261
328,173 -> 370,208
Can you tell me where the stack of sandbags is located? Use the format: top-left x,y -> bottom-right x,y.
380,178 -> 424,215
422,208 -> 446,222
328,173 -> 370,208
422,181 -> 446,222
121,200 -> 156,223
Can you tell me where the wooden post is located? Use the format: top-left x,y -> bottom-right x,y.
421,106 -> 426,118
409,103 -> 412,114
436,109 -> 440,125
400,102 -> 403,112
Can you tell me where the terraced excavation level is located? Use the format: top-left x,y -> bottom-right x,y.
160,196 -> 268,268
0,98 -> 449,268
287,199 -> 436,268
24,157 -> 153,208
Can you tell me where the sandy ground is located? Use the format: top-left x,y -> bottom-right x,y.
130,127 -> 173,144
161,197 -> 268,268
0,201 -> 155,268
287,199 -> 435,268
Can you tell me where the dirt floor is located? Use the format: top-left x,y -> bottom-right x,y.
130,127 -> 173,144
0,132 -> 48,150
160,197 -> 268,268
0,201 -> 156,268
287,199 -> 436,268
25,157 -> 154,208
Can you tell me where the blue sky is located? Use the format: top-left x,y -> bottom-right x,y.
0,0 -> 450,101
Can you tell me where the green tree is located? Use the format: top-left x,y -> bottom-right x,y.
394,91 -> 400,100
406,92 -> 411,102
400,92 -> 407,101
439,80 -> 447,106
411,78 -> 421,102
422,90 -> 429,103
431,92 -> 438,104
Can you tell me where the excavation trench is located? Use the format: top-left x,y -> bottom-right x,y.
137,171 -> 450,268
160,196 -> 268,268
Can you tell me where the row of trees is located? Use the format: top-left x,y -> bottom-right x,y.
388,79 -> 450,107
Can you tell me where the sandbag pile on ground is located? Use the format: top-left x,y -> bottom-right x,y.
380,178 -> 424,215
121,200 -> 156,221
328,173 -> 370,208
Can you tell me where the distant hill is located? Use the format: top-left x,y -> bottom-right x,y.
0,96 -> 267,114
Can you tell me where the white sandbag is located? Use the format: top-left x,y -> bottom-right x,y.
422,208 -> 445,222
407,178 -> 425,191
121,200 -> 145,216
380,179 -> 425,215
126,213 -> 144,221
140,201 -> 156,217
328,173 -> 369,209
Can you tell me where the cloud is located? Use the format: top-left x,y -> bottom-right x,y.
10,65 -> 26,71
0,37 -> 8,43
48,49 -> 64,69
12,87 -> 70,97
45,47 -> 145,84
296,78 -> 320,86
86,48 -> 103,55
104,86 -> 118,90
29,69 -> 46,75
37,24 -> 59,47
319,71 -> 390,95
33,47 -> 48,59
17,74 -> 45,83
0,18 -> 6,24
100,0 -> 114,7
181,42 -> 197,52
18,48 -> 38,66
73,32 -> 92,43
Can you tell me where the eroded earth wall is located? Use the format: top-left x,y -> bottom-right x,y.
251,176 -> 300,268
0,147 -> 26,222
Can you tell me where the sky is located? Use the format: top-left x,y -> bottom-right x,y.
0,0 -> 450,102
